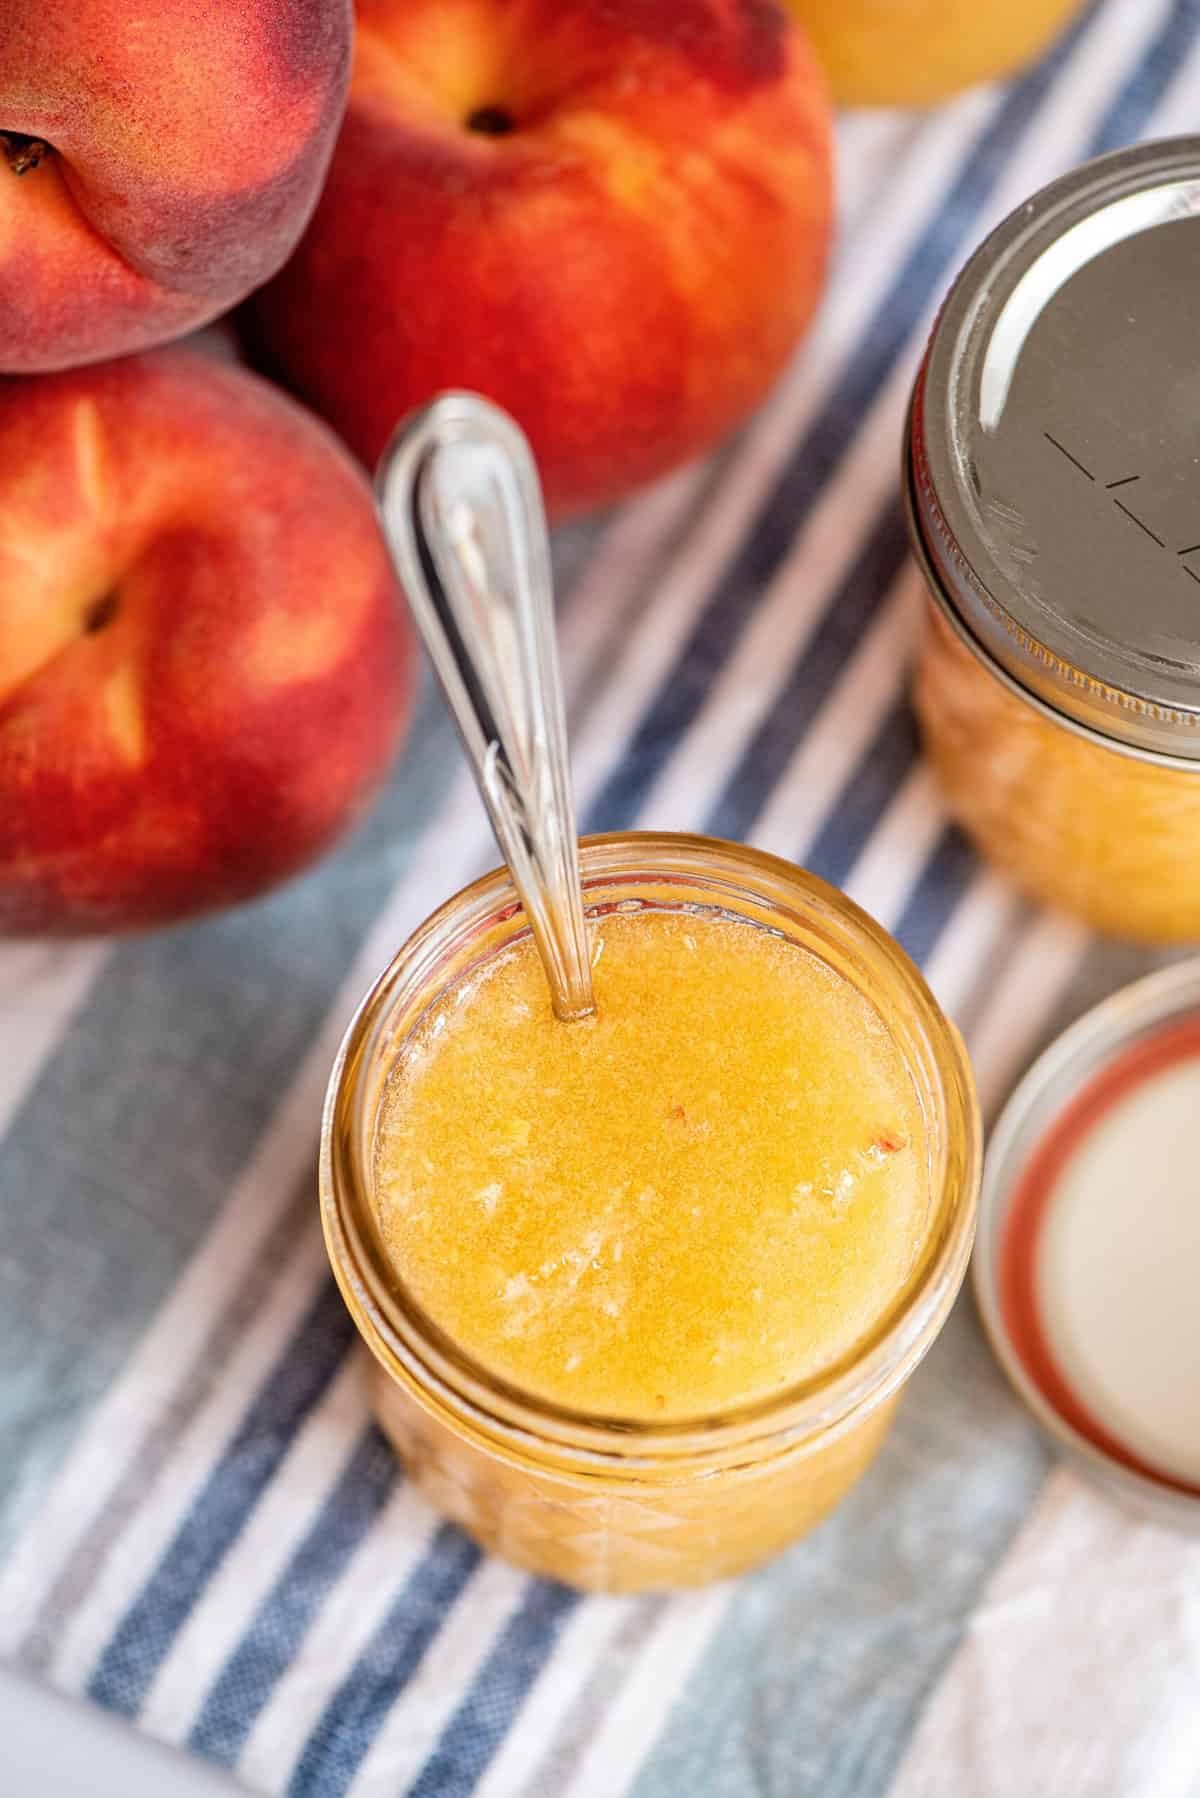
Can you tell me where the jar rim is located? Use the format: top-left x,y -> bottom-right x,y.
320,833 -> 981,1472
904,433 -> 1200,773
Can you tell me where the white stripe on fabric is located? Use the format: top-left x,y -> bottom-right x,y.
921,874 -> 1022,1023
967,912 -> 1091,1118
832,110 -> 929,233
471,1598 -> 641,1798
559,1587 -> 732,1798
556,462 -> 708,684
845,767 -> 945,920
344,1559 -> 529,1798
750,566 -> 924,860
236,1484 -> 437,1796
0,942 -> 108,1132
48,1223 -> 328,1694
884,1467 -> 1200,1798
1143,42 -> 1200,137
977,0 -> 1156,182
137,1353 -> 369,1746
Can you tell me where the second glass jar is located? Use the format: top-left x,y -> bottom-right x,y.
907,140 -> 1200,943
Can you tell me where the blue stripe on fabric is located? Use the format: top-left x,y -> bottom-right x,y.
1088,0 -> 1200,155
87,1282 -> 355,1720
805,698 -> 920,893
894,825 -> 978,969
583,4 -> 1094,837
407,1581 -> 579,1798
287,1524 -> 481,1798
707,503 -> 910,845
187,1426 -> 399,1768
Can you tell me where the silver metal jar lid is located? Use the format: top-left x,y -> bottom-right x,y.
910,137 -> 1200,760
975,959 -> 1200,1532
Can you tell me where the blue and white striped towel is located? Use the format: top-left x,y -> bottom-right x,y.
4,2 -> 1200,1791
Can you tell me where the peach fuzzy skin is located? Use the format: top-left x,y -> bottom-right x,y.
784,0 -> 1086,106
0,350 -> 413,935
0,0 -> 351,372
246,0 -> 833,517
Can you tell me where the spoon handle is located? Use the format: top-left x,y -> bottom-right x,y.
376,392 -> 595,1022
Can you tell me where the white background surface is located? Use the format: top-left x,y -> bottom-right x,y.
0,1664 -> 247,1796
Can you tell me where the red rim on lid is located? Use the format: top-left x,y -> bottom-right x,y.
974,959 -> 1200,1529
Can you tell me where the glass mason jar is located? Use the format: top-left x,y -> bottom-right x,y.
320,834 -> 980,1593
907,140 -> 1200,944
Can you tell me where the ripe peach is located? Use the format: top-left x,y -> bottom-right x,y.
783,0 -> 1087,106
0,349 -> 413,934
0,0 -> 351,372
245,0 -> 833,517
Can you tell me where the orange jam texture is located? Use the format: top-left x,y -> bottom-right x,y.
373,908 -> 927,1421
915,604 -> 1200,943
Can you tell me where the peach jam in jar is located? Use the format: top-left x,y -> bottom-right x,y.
320,835 -> 979,1592
907,139 -> 1200,943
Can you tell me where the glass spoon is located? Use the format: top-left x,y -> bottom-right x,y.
375,391 -> 595,1023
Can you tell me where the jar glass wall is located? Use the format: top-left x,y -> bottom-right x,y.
320,834 -> 980,1593
913,600 -> 1200,943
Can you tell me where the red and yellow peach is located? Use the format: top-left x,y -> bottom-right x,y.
246,0 -> 834,516
0,0 -> 352,371
0,349 -> 413,933
783,0 -> 1087,106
